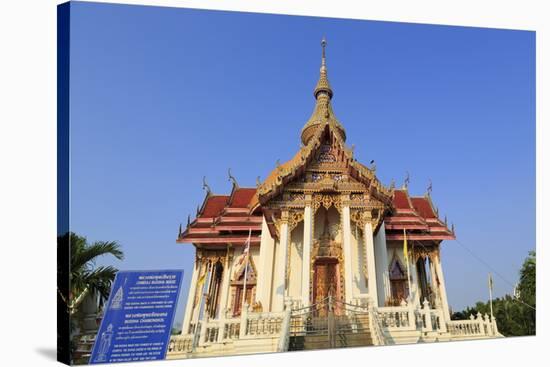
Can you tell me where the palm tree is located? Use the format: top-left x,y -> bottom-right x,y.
58,232 -> 124,315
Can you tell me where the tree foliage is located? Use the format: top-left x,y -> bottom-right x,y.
58,232 -> 124,315
451,251 -> 535,337
58,232 -> 124,363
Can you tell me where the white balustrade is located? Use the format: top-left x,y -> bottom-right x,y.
244,311 -> 285,338
167,303 -> 499,357
166,308 -> 287,357
377,305 -> 414,330
447,312 -> 497,338
167,335 -> 193,355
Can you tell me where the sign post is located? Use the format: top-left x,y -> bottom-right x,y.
89,270 -> 184,364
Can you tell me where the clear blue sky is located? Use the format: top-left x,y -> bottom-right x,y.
69,1 -> 535,325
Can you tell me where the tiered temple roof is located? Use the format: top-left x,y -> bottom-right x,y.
178,185 -> 455,246
384,189 -> 455,241
178,184 -> 262,247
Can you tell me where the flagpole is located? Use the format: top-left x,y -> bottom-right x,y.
406,260 -> 412,303
240,229 -> 252,314
489,273 -> 494,320
404,229 -> 412,303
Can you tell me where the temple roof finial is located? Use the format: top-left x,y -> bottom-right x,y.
426,179 -> 433,196
314,37 -> 332,99
202,176 -> 212,196
321,36 -> 327,69
228,168 -> 239,188
402,171 -> 410,190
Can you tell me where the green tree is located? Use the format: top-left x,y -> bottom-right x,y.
516,250 -> 536,334
58,232 -> 124,315
57,232 -> 124,362
451,251 -> 535,337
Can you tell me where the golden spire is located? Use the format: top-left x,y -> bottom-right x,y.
314,37 -> 333,99
301,37 -> 346,145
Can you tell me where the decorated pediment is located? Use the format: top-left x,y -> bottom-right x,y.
254,38 -> 393,209
259,130 -> 391,200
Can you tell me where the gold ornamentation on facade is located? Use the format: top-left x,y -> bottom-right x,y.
288,211 -> 304,232
412,245 -> 438,262
307,161 -> 348,172
312,194 -> 342,213
350,209 -> 370,228
196,249 -> 227,264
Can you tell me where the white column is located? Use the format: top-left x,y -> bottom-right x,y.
301,198 -> 313,307
434,252 -> 451,322
181,258 -> 200,335
429,257 -> 439,308
342,203 -> 354,303
273,211 -> 290,312
217,247 -> 233,318
374,222 -> 390,306
409,256 -> 421,307
363,215 -> 378,306
257,217 -> 275,311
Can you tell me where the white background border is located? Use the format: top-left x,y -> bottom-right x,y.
0,1 -> 546,366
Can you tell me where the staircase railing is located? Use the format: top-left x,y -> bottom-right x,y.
277,306 -> 292,352
367,299 -> 386,346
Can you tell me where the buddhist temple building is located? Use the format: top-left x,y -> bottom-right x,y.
168,39 -> 500,359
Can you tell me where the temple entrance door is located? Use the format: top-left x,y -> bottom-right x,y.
391,280 -> 408,304
312,258 -> 340,316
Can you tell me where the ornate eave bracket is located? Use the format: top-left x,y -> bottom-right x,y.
273,210 -> 305,235
349,205 -> 385,231
412,245 -> 440,262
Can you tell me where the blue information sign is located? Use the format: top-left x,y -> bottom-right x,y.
89,270 -> 183,364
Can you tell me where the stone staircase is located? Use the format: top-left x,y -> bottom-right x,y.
289,313 -> 373,351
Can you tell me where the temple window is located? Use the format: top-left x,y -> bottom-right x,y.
388,255 -> 409,305
230,259 -> 257,317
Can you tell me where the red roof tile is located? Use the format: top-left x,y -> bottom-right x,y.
410,197 -> 436,219
201,195 -> 229,217
393,190 -> 411,209
230,188 -> 257,208
385,190 -> 454,241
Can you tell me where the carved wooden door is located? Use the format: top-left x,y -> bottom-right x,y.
313,260 -> 338,316
391,280 -> 406,303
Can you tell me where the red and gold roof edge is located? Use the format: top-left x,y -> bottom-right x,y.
178,184 -> 455,247
177,182 -> 262,247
